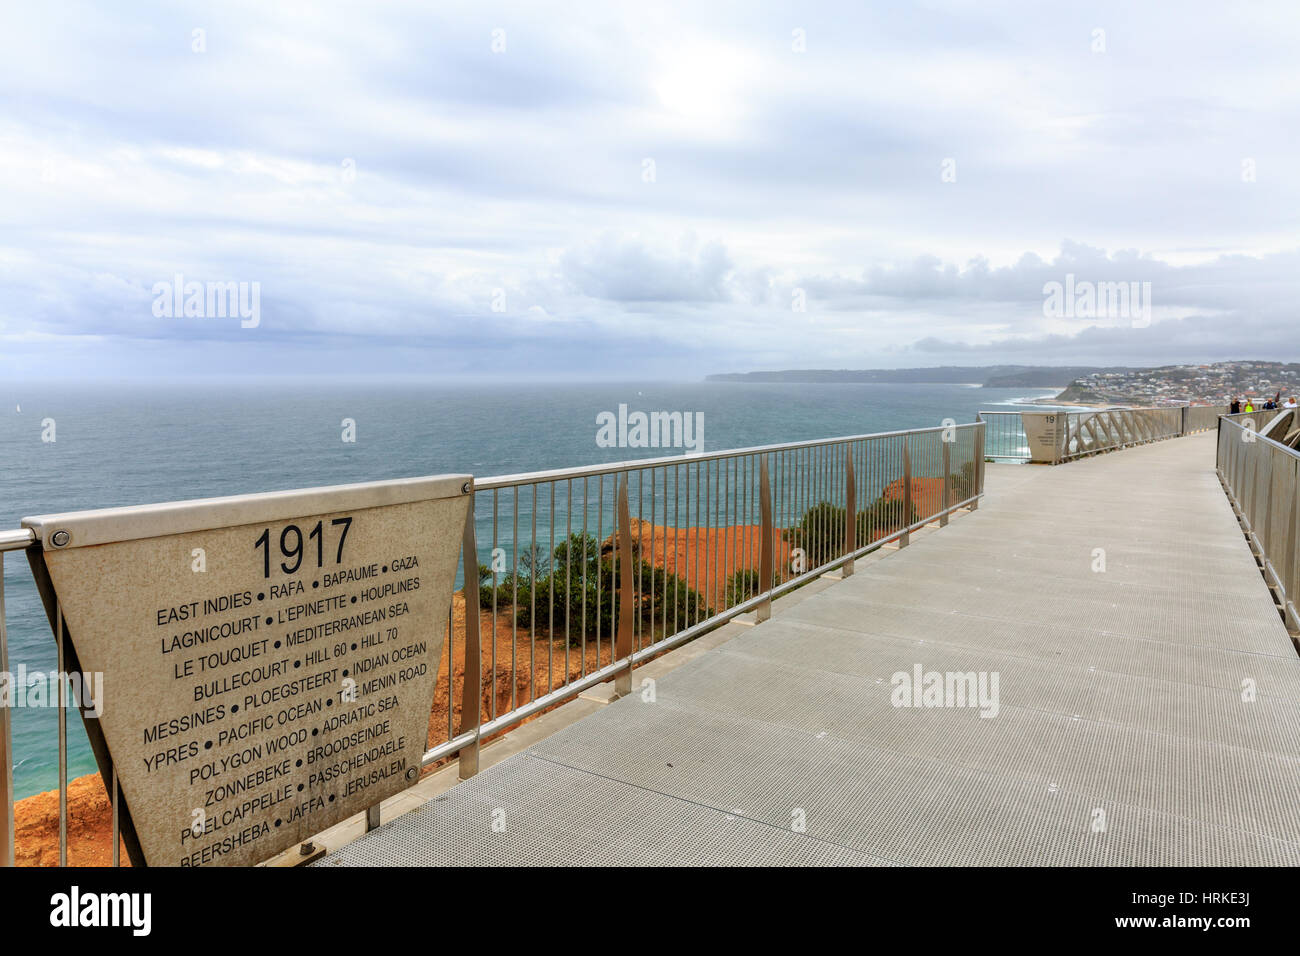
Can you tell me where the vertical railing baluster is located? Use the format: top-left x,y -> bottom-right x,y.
580,478 -> 588,676
758,456 -> 773,622
511,487 -> 519,712
57,602 -> 67,866
672,466 -> 679,639
691,461 -> 700,627
530,485 -> 537,703
565,479 -> 572,687
901,437 -> 912,547
615,474 -> 633,697
596,476 -> 603,667
844,446 -> 857,576
492,489 -> 499,719
648,469 -> 654,648
447,602 -> 454,742
941,438 -> 951,527
459,502 -> 482,779
549,482 -> 555,695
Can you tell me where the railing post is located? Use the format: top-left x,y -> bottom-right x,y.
57,604 -> 66,867
458,500 -> 482,780
940,439 -> 951,527
0,551 -> 12,867
615,473 -> 634,697
901,438 -> 912,547
972,423 -> 984,510
758,456 -> 774,622
844,448 -> 857,575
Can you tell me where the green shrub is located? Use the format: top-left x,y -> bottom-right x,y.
782,497 -> 917,570
504,533 -> 712,643
723,568 -> 780,607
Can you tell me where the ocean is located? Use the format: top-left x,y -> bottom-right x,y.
0,380 -> 1057,798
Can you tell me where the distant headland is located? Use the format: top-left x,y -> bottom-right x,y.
707,361 -> 1299,406
705,366 -> 1122,388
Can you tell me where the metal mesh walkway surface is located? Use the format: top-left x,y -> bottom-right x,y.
319,432 -> 1300,866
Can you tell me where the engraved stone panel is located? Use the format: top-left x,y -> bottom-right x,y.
23,475 -> 470,866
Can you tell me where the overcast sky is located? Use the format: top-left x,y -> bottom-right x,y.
2,0 -> 1298,381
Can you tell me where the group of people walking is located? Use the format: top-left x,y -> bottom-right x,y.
1229,394 -> 1298,414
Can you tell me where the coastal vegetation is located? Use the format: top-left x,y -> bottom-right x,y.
474,476 -> 969,641
480,533 -> 712,643
782,496 -> 916,568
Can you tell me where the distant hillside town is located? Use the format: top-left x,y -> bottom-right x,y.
706,365 -> 1124,387
1054,361 -> 1300,406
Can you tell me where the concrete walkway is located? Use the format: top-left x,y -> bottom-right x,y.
320,433 -> 1300,866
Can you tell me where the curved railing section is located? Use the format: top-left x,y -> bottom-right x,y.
979,404 -> 1228,462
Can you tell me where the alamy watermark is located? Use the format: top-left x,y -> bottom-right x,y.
50,886 -> 150,935
1042,274 -> 1151,328
596,404 -> 704,453
891,664 -> 999,718
152,274 -> 260,328
0,667 -> 104,716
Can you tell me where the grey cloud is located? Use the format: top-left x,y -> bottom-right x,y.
560,235 -> 735,303
2,0 -> 1300,381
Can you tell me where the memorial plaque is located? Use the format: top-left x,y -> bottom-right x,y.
23,475 -> 471,867
1021,412 -> 1063,463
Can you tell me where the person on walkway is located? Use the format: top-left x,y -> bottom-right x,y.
1286,397 -> 1298,409
1230,398 -> 1241,414
1244,398 -> 1255,413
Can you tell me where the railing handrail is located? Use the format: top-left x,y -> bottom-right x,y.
0,422 -> 990,543
0,529 -> 35,553
978,403 -> 1209,415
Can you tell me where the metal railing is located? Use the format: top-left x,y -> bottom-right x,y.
978,405 -> 1227,463
1221,408 -> 1299,436
0,420 -> 986,866
1059,407 -> 1184,460
425,421 -> 986,774
1217,413 -> 1300,634
977,410 -> 1035,461
1183,404 -> 1232,434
